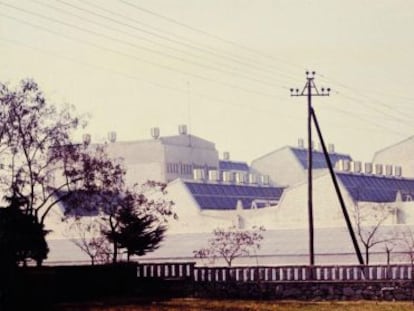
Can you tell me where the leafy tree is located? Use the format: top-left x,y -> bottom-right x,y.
0,193 -> 48,266
194,225 -> 265,267
106,205 -> 167,262
65,181 -> 175,263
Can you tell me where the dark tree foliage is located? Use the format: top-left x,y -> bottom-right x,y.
0,193 -> 48,267
106,205 -> 167,261
64,181 -> 174,263
0,79 -> 127,266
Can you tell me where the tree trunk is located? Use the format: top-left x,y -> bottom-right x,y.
112,241 -> 118,263
386,249 -> 391,266
36,259 -> 43,267
365,246 -> 369,265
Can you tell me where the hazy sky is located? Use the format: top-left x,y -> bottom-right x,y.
1,0 -> 414,163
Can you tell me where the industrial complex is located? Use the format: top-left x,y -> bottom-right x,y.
45,126 -> 414,265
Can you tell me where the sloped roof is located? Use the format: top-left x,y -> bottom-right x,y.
184,182 -> 284,210
160,134 -> 216,149
219,160 -> 249,171
337,172 -> 414,202
291,147 -> 352,169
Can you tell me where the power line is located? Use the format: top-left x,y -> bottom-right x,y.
55,0 -> 300,86
118,0 -> 305,73
318,73 -> 414,122
0,10 -> 286,100
0,1 -> 289,90
0,36 -> 296,117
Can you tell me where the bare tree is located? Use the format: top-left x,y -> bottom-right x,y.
194,225 -> 265,267
353,203 -> 394,265
0,79 -> 125,226
399,226 -> 414,265
67,219 -> 111,265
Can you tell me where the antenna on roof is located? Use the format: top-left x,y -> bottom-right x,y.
187,81 -> 192,146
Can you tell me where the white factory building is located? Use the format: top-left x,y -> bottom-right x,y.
44,126 -> 414,265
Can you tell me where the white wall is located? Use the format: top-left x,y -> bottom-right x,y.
373,136 -> 414,178
251,147 -> 305,187
275,172 -> 354,229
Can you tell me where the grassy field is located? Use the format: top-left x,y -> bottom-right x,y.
57,298 -> 414,311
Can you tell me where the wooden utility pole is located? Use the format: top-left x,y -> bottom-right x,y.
290,71 -> 330,266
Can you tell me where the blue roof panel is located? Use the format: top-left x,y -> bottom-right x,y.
337,173 -> 414,202
291,148 -> 352,169
219,160 -> 249,171
185,182 -> 284,210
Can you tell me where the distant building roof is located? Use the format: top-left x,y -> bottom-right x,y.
337,172 -> 414,202
219,160 -> 249,171
291,147 -> 352,169
184,182 -> 284,210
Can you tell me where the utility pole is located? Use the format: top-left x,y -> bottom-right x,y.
290,71 -> 330,266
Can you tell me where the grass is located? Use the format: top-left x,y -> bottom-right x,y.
56,298 -> 414,311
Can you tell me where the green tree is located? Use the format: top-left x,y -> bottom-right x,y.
107,204 -> 167,262
0,192 -> 48,267
65,182 -> 175,263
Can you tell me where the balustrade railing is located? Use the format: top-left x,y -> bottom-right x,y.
137,262 -> 414,282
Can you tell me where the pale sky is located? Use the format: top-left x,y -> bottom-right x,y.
1,0 -> 414,163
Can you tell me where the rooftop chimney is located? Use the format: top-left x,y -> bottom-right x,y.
364,162 -> 373,174
107,131 -> 116,143
395,165 -> 402,177
375,163 -> 383,175
223,151 -> 230,161
82,133 -> 91,145
298,138 -> 305,149
385,164 -> 393,176
178,124 -> 188,135
151,127 -> 160,139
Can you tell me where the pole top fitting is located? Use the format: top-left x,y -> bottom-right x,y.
306,71 -> 316,78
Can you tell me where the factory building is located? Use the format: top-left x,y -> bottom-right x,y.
251,139 -> 352,187
373,135 -> 414,178
43,128 -> 414,265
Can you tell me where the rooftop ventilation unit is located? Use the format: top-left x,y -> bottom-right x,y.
82,133 -> 91,145
375,164 -> 383,175
395,166 -> 402,177
298,138 -> 305,149
248,173 -> 258,184
328,144 -> 335,153
208,170 -> 220,182
107,131 -> 116,143
223,171 -> 234,183
385,164 -> 393,176
223,152 -> 230,161
178,124 -> 187,135
151,127 -> 160,139
336,159 -> 350,171
193,168 -> 205,181
235,172 -> 247,184
350,161 -> 362,173
364,162 -> 373,174
260,175 -> 270,185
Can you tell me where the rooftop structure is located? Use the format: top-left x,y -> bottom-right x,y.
184,182 -> 284,210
